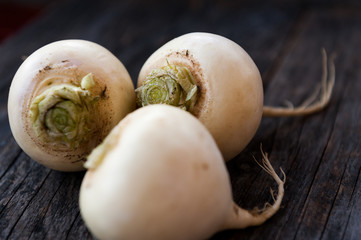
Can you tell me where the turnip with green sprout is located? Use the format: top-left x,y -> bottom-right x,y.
136,32 -> 335,161
8,40 -> 135,171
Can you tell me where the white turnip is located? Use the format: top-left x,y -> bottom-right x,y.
136,32 -> 335,161
8,40 -> 135,171
79,105 -> 285,240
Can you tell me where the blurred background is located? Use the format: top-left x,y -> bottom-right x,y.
0,0 -> 359,84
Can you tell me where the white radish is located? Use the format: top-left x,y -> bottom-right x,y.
79,105 -> 285,240
8,40 -> 135,171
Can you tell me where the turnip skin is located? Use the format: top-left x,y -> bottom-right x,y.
80,105 -> 231,240
137,32 -> 264,161
8,40 -> 135,171
79,105 -> 285,240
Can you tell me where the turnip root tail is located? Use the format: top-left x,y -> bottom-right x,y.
263,48 -> 335,117
221,147 -> 285,230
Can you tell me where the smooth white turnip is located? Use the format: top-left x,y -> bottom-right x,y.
79,105 -> 285,240
136,32 -> 335,161
8,40 -> 135,171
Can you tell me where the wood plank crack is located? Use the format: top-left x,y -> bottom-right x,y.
3,168 -> 51,239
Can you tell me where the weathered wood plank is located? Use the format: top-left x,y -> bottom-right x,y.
216,7 -> 361,240
293,10 -> 361,240
0,154 -> 51,239
208,5 -> 361,240
23,172 -> 84,240
275,9 -> 360,240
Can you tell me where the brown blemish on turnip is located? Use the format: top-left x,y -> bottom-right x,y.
163,50 -> 207,118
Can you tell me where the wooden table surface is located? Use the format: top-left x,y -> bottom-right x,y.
0,0 -> 360,239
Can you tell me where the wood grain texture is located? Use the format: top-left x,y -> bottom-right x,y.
0,0 -> 360,239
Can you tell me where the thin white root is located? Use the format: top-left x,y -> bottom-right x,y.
263,48 -> 335,117
223,146 -> 286,229
252,146 -> 286,216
